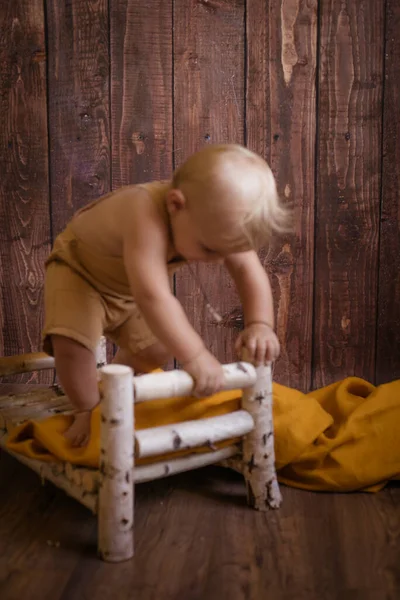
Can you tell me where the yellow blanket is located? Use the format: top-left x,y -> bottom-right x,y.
6,377 -> 400,492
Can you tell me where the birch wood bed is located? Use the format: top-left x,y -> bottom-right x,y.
0,341 -> 282,562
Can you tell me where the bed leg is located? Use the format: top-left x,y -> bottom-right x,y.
241,360 -> 282,510
96,336 -> 108,368
98,364 -> 134,562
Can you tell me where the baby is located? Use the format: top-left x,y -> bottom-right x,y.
42,144 -> 289,446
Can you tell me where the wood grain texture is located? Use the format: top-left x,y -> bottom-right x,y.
110,0 -> 173,367
173,0 -> 245,364
110,0 -> 173,187
46,0 -> 112,360
376,0 -> 400,385
313,0 -> 385,388
246,0 -> 317,391
46,0 -> 110,238
0,0 -> 52,384
0,440 -> 399,598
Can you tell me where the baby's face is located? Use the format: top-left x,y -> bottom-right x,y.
166,183 -> 250,261
170,208 -> 224,263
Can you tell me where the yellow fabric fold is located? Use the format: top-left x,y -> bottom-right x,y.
6,376 -> 400,493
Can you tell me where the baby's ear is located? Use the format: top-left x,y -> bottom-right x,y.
166,189 -> 186,214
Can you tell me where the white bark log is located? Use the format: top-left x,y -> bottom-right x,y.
96,336 -> 108,367
241,360 -> 282,510
31,445 -> 241,495
72,467 -> 83,487
63,464 -> 98,492
134,362 -> 256,403
1,397 -> 73,432
0,337 -> 106,380
134,444 -> 239,483
82,468 -> 100,493
61,464 -> 100,493
0,387 -> 59,409
0,432 -> 96,512
98,364 -> 134,563
0,352 -> 55,377
51,461 -> 65,476
65,462 -> 75,482
135,410 -> 254,459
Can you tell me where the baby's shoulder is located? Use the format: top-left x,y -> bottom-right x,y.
116,180 -> 169,205
117,180 -> 170,241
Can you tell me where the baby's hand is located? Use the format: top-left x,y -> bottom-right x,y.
64,411 -> 92,447
183,349 -> 225,397
235,323 -> 280,365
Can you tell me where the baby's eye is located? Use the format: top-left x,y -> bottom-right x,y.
201,244 -> 214,254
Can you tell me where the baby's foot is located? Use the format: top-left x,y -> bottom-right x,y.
64,411 -> 92,447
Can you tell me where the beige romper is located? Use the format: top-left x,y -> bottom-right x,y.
42,182 -> 184,356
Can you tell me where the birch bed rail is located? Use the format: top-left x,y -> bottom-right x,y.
0,347 -> 282,563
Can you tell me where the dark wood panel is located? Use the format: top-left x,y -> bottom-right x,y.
246,0 -> 317,392
110,0 -> 173,366
313,0 -> 385,388
46,0 -> 111,238
0,0 -> 52,384
376,0 -> 400,385
173,0 -> 245,364
46,0 -> 111,360
110,0 -> 173,187
1,449 -> 399,598
0,0 -> 398,392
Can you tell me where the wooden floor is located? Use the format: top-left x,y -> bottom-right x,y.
0,453 -> 398,599
0,381 -> 399,599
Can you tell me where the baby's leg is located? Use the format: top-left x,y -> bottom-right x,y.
52,334 -> 100,446
113,342 -> 171,374
109,302 -> 172,373
42,261 -> 107,446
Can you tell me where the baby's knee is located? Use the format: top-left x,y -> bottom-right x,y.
114,342 -> 171,372
141,342 -> 171,367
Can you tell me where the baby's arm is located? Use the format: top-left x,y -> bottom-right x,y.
225,250 -> 280,364
121,193 -> 224,396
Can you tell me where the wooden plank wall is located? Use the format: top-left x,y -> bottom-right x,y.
313,0 -> 385,388
247,0 -> 317,391
0,0 -> 397,391
0,0 -> 52,384
173,0 -> 245,366
377,0 -> 400,384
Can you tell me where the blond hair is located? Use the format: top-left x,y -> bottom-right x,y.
173,144 -> 290,252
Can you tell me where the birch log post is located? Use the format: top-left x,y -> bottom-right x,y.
241,356 -> 282,510
134,361 -> 256,402
98,364 -> 134,562
135,410 -> 254,459
134,445 -> 239,483
96,336 -> 108,367
37,444 -> 241,494
0,335 -> 107,378
0,352 -> 55,376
